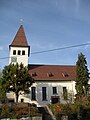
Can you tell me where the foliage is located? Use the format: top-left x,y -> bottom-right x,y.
12,103 -> 29,118
75,94 -> 90,109
0,70 -> 2,78
13,103 -> 40,118
0,104 -> 10,118
0,70 -> 6,102
48,103 -> 63,116
75,52 -> 89,95
49,99 -> 90,120
1,63 -> 34,102
0,103 -> 41,119
0,79 -> 6,103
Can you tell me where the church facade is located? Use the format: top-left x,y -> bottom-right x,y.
7,25 -> 76,107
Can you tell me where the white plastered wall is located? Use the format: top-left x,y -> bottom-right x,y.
9,46 -> 29,66
17,80 -> 76,107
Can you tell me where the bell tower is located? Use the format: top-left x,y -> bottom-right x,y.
9,25 -> 30,66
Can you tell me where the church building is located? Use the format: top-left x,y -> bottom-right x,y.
8,25 -> 76,107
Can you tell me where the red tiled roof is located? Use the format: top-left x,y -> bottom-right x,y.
28,64 -> 76,81
10,25 -> 30,47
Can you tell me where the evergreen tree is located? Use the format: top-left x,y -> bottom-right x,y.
0,78 -> 6,103
75,52 -> 89,95
0,70 -> 2,78
1,63 -> 34,103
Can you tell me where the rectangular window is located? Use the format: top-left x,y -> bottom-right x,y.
42,87 -> 47,101
53,87 -> 57,94
63,87 -> 68,100
31,87 -> 36,100
13,50 -> 16,55
18,50 -> 21,55
22,50 -> 25,55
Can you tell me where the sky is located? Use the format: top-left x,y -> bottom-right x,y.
0,0 -> 90,71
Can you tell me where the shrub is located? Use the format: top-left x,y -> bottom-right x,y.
0,104 -> 10,118
48,103 -> 63,115
12,103 -> 40,118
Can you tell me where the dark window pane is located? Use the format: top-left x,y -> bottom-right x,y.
53,87 -> 57,94
31,87 -> 36,100
18,50 -> 21,55
13,50 -> 16,55
42,87 -> 47,101
22,50 -> 25,55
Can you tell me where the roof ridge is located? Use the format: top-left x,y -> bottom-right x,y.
28,64 -> 76,66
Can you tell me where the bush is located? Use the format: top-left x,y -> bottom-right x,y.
12,103 -> 41,118
0,103 -> 41,119
0,104 -> 10,118
48,103 -> 63,115
48,103 -> 89,120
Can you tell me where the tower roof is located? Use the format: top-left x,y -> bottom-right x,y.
10,25 -> 30,47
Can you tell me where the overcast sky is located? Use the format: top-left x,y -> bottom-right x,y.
0,0 -> 90,70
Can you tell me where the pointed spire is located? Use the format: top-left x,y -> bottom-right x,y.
10,25 -> 29,47
9,25 -> 30,56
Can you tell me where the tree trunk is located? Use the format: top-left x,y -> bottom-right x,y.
16,92 -> 19,103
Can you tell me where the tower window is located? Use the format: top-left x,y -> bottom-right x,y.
18,50 -> 21,55
22,50 -> 25,55
13,50 -> 16,55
